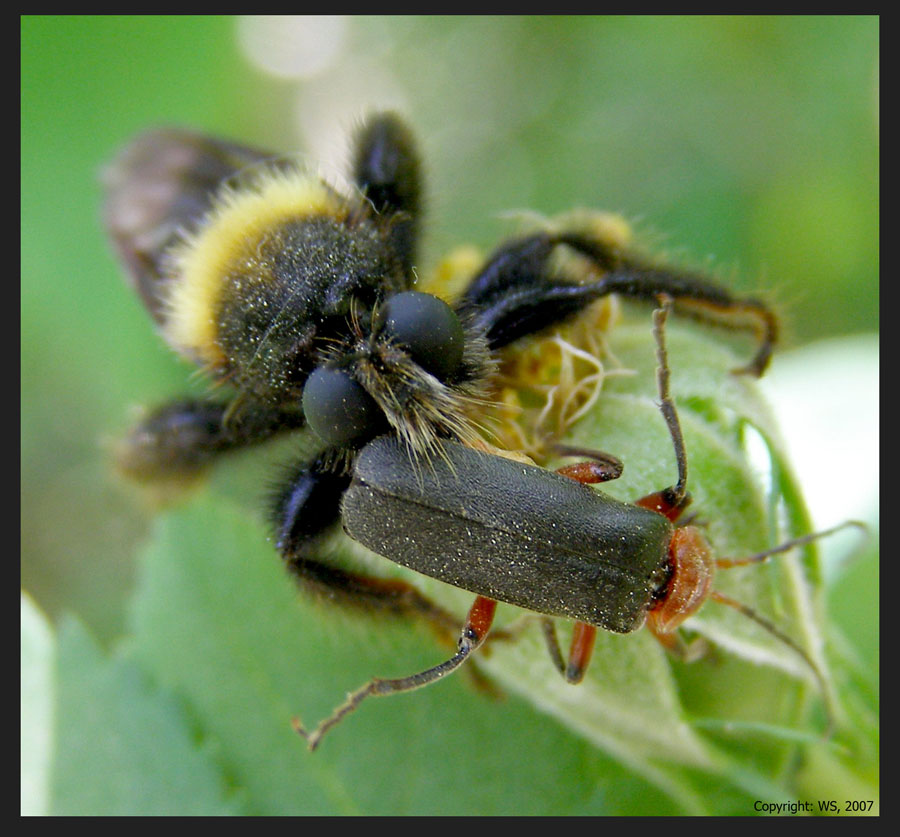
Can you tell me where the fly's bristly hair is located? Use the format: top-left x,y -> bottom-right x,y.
316,296 -> 497,468
160,161 -> 412,406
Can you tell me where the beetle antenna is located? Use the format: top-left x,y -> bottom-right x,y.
715,520 -> 867,568
711,520 -> 867,736
651,296 -> 689,507
709,589 -> 834,736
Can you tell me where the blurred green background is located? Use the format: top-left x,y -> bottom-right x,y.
22,16 -> 878,814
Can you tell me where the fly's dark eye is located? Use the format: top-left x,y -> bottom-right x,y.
382,291 -> 465,381
302,366 -> 382,447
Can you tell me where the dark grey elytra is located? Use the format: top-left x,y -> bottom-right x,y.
342,436 -> 674,634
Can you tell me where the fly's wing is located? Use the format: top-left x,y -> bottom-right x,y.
102,128 -> 276,326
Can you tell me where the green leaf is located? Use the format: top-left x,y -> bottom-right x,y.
43,316 -> 874,815
128,495 -> 689,814
48,615 -> 238,815
468,319 -> 835,801
119,317 -> 872,814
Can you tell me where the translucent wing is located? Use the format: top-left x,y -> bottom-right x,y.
102,128 -> 276,325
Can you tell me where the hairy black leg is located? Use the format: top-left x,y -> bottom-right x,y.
457,231 -> 778,376
351,113 -> 423,278
271,449 -> 351,569
272,449 -> 466,635
116,396 -> 306,481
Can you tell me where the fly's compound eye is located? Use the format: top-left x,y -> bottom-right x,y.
381,291 -> 465,381
302,366 -> 383,447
